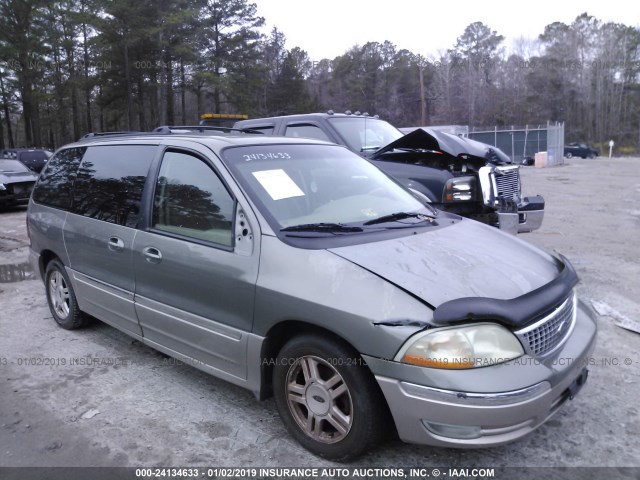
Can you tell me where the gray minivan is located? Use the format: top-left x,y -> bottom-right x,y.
27,129 -> 596,460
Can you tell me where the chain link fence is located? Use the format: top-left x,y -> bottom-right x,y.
466,122 -> 565,165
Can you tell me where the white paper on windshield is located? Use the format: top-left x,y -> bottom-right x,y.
252,169 -> 305,201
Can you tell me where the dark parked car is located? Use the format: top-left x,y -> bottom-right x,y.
234,112 -> 544,234
0,158 -> 38,207
1,148 -> 50,173
564,143 -> 599,159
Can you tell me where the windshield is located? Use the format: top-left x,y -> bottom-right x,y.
327,117 -> 403,153
0,159 -> 31,173
224,144 -> 429,231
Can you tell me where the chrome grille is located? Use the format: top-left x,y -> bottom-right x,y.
494,167 -> 521,203
516,293 -> 576,357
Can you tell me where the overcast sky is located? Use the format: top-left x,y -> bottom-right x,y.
253,0 -> 637,60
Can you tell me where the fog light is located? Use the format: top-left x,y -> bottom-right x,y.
423,421 -> 482,439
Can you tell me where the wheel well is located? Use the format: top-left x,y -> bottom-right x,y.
39,250 -> 59,278
258,321 -> 359,400
259,320 -> 398,439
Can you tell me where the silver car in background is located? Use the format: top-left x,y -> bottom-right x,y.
27,131 -> 596,460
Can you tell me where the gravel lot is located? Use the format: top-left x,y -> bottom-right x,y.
1,156 -> 639,469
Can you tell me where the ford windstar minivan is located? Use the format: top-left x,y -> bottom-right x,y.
27,127 -> 596,460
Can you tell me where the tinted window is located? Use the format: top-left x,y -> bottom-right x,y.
72,145 -> 155,228
247,126 -> 274,134
32,148 -> 86,209
152,151 -> 234,247
18,151 -> 48,162
285,124 -> 331,142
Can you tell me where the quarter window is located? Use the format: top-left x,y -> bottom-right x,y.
72,145 -> 155,227
152,151 -> 234,247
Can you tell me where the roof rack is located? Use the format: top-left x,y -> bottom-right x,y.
81,131 -> 146,139
156,125 -> 264,135
79,125 -> 264,142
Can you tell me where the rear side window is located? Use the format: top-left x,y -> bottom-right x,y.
32,147 -> 86,209
152,150 -> 235,247
72,145 -> 156,228
245,126 -> 274,135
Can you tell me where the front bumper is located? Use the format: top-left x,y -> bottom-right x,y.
0,192 -> 31,206
366,300 -> 596,447
517,195 -> 545,233
497,212 -> 519,235
495,195 -> 545,234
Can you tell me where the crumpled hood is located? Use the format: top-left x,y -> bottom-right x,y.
328,219 -> 560,308
371,128 -> 511,165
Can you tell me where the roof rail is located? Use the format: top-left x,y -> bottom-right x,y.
154,125 -> 232,134
160,125 -> 263,135
81,131 -> 145,139
78,125 -> 264,142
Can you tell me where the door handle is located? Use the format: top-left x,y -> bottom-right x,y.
108,237 -> 125,252
142,246 -> 163,264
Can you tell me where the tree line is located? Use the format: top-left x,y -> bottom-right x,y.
1,1 -> 639,152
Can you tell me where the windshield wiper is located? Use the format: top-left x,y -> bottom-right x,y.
363,212 -> 435,226
360,146 -> 381,152
280,223 -> 363,233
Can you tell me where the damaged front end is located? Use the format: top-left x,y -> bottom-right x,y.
371,128 -> 545,234
477,165 -> 545,234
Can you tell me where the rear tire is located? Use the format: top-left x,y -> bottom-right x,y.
273,334 -> 388,461
45,259 -> 88,330
565,152 -> 573,159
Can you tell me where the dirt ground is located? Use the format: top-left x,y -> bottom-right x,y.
1,156 -> 639,468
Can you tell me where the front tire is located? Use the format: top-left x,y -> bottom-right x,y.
45,259 -> 88,330
273,334 -> 388,461
565,152 -> 573,159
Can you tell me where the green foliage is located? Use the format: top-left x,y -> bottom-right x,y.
0,7 -> 638,149
454,21 -> 504,61
617,146 -> 637,156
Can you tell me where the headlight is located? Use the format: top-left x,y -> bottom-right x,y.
443,176 -> 476,202
395,323 -> 524,369
0,183 -> 6,191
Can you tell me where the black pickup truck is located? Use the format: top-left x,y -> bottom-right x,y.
234,112 -> 544,234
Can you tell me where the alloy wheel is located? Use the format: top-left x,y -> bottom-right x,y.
285,355 -> 353,444
49,270 -> 70,319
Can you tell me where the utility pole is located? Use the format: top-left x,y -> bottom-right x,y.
419,67 -> 426,126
